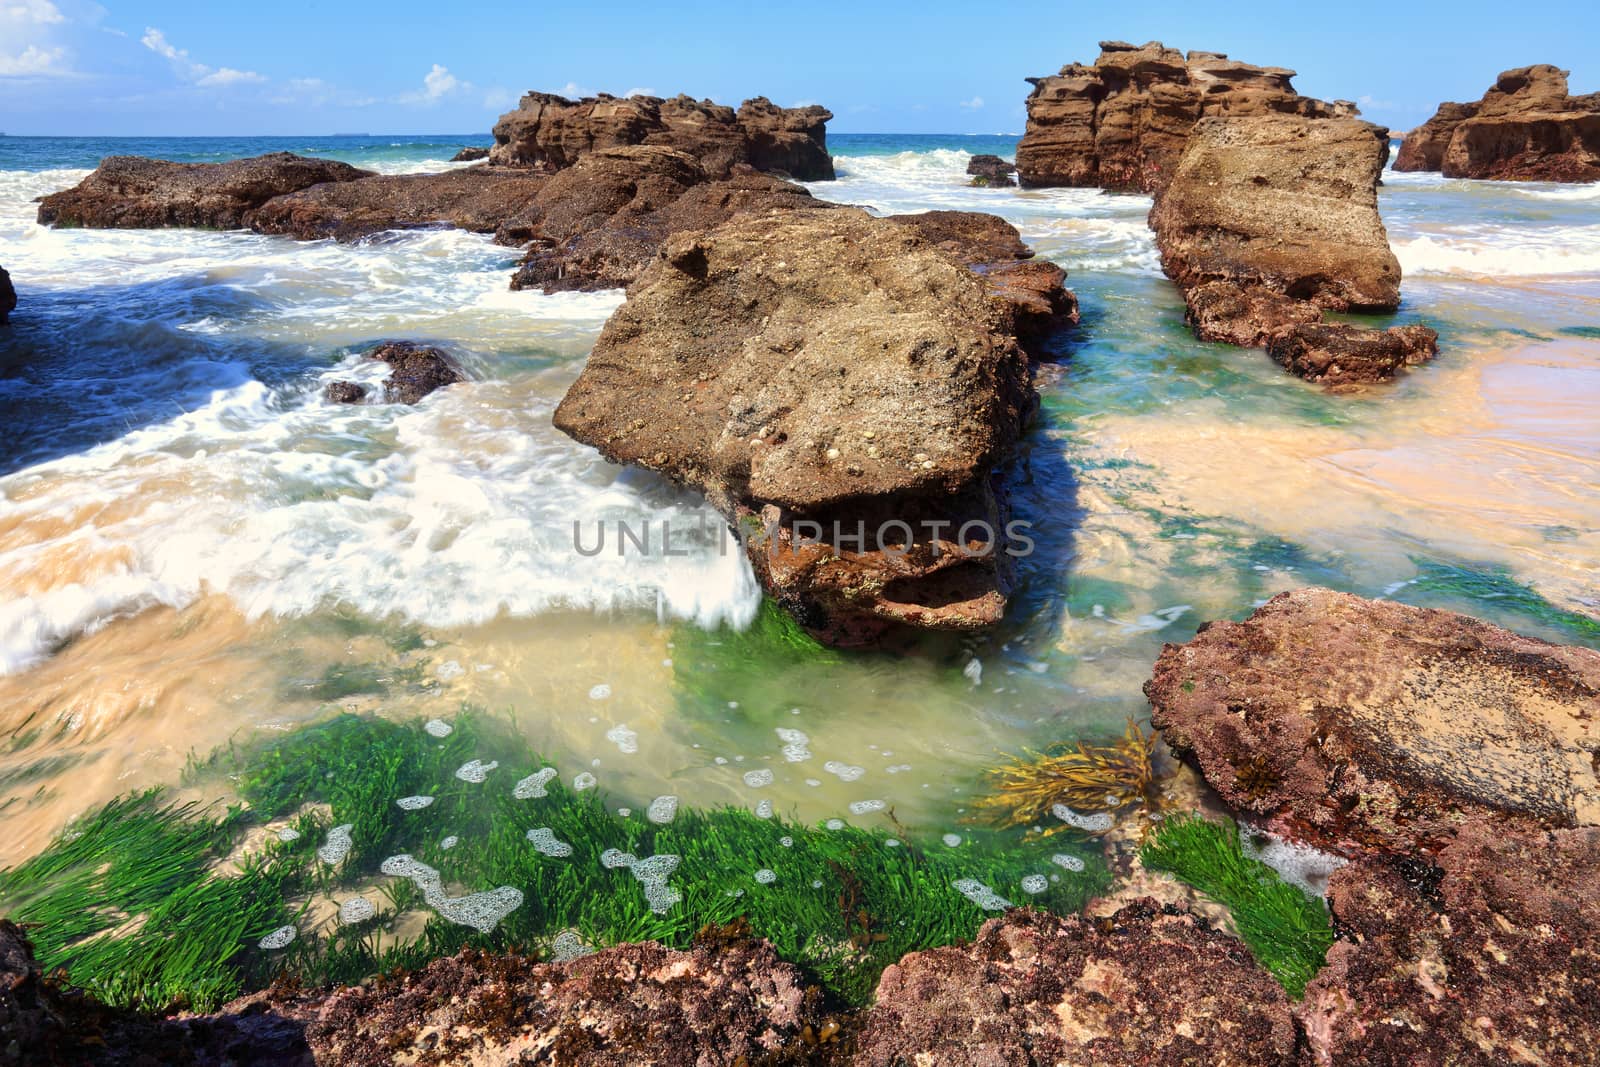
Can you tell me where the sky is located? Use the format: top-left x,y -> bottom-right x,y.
2,0 -> 1597,137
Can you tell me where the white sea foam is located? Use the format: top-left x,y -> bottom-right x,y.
1393,226 -> 1600,277
1242,828 -> 1348,898
953,877 -> 1011,910
513,766 -> 558,799
316,823 -> 355,865
526,827 -> 574,857
338,897 -> 376,924
380,853 -> 523,932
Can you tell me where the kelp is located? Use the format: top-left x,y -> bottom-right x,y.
973,718 -> 1158,833
1140,813 -> 1333,997
1,711 -> 1108,1011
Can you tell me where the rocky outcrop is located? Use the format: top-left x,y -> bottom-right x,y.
245,167 -> 546,242
1146,587 -> 1600,855
857,905 -> 1297,1066
0,265 -> 13,325
1395,65 -> 1600,181
1300,820 -> 1600,1066
489,91 -> 834,180
323,381 -> 367,404
450,146 -> 490,162
966,153 -> 1017,186
500,146 -> 829,292
1150,115 -> 1437,386
1017,41 -> 1357,193
35,153 -> 372,230
365,341 -> 464,404
552,207 -> 1075,646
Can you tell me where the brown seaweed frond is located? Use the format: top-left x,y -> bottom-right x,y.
973,718 -> 1158,834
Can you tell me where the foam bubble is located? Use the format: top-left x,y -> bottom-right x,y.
824,761 -> 865,783
754,868 -> 777,884
825,819 -> 845,830
942,833 -> 962,848
316,824 -> 355,865
1020,874 -> 1048,894
754,799 -> 774,819
550,929 -> 594,962
435,660 -> 464,680
276,827 -> 301,843
600,849 -> 637,869
1242,828 -> 1349,897
572,772 -> 597,792
338,897 -> 376,924
589,683 -> 612,700
646,795 -> 679,824
258,925 -> 297,949
513,766 -> 558,799
606,724 -> 639,755
440,835 -> 459,850
1050,853 -> 1086,873
424,719 -> 453,738
742,768 -> 774,788
775,727 -> 811,762
953,878 -> 1012,911
779,836 -> 794,847
848,799 -> 886,815
396,795 -> 434,810
1051,804 -> 1114,832
380,853 -> 523,932
526,827 -> 574,857
455,759 -> 498,783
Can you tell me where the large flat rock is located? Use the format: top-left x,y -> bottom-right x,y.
246,166 -> 546,241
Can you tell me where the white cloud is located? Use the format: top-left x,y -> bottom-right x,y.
399,63 -> 472,105
547,80 -> 593,99
4,0 -> 63,23
141,26 -> 263,88
0,43 -> 65,76
622,86 -> 655,99
958,96 -> 984,110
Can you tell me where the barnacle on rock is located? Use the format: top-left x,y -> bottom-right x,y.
974,719 -> 1159,833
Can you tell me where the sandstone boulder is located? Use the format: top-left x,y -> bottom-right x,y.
1018,41 -> 1356,193
35,152 -> 372,230
450,146 -> 490,162
966,153 -> 1017,186
1146,588 -> 1600,854
489,91 -> 834,180
366,341 -> 464,404
1396,64 -> 1600,181
0,265 -> 13,325
1300,820 -> 1600,1065
245,167 -> 546,242
323,381 -> 367,404
1150,114 -> 1437,385
855,905 -> 1297,1067
552,208 -> 1074,645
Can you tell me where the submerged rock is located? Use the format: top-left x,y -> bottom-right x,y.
0,264 -> 13,325
1149,114 -> 1437,385
246,167 -> 545,242
501,145 -> 829,292
965,153 -> 1017,186
323,380 -> 367,405
1146,587 -> 1600,854
856,905 -> 1297,1066
35,152 -> 372,230
1396,64 -> 1600,182
488,90 -> 834,180
450,146 -> 490,162
1300,820 -> 1600,1065
1017,40 -> 1356,193
553,207 -> 1073,646
365,341 -> 464,404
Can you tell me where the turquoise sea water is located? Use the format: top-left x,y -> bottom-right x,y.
0,133 -> 1595,983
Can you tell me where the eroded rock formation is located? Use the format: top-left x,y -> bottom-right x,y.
1300,820 -> 1600,1065
246,167 -> 546,242
1146,587 -> 1600,854
0,265 -> 13,325
366,341 -> 464,404
1396,64 -> 1600,181
35,153 -> 372,230
552,207 -> 1075,646
1150,115 -> 1437,386
965,153 -> 1016,187
1017,41 -> 1356,193
857,905 -> 1297,1066
450,146 -> 490,162
488,91 -> 834,180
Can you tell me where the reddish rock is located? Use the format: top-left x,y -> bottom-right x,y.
0,265 -> 13,325
856,905 -> 1297,1067
1300,821 -> 1600,1066
1017,41 -> 1356,193
488,91 -> 834,180
35,153 -> 372,230
1150,114 -> 1437,385
966,153 -> 1017,187
246,167 -> 546,242
365,341 -> 464,404
552,208 -> 1073,645
1146,588 -> 1600,855
1395,65 -> 1600,182
500,146 -> 829,293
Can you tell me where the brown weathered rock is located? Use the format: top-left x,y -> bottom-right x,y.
856,905 -> 1297,1067
501,146 -> 829,292
553,208 -> 1072,645
246,167 -> 545,242
366,342 -> 464,404
323,380 -> 367,404
450,146 -> 490,162
1150,114 -> 1437,384
489,91 -> 834,180
1018,41 -> 1356,193
35,153 -> 372,230
1396,65 -> 1600,181
1299,821 -> 1600,1066
966,153 -> 1017,186
0,264 -> 13,325
1146,588 -> 1600,854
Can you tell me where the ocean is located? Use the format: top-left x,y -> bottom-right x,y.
0,131 -> 1596,887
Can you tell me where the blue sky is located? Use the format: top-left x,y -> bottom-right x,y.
2,0 -> 1596,136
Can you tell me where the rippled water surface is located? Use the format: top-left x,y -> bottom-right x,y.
0,133 -> 1596,868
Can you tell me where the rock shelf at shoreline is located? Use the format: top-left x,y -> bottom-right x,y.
1396,64 -> 1600,182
